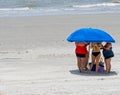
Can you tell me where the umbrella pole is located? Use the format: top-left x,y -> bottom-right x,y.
86,43 -> 91,69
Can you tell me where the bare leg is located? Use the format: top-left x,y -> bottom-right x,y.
80,57 -> 86,73
85,53 -> 89,69
95,54 -> 101,73
105,58 -> 111,73
77,57 -> 81,72
105,59 -> 109,73
105,59 -> 108,73
108,59 -> 111,73
90,55 -> 95,71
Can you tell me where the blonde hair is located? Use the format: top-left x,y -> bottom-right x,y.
91,43 -> 102,52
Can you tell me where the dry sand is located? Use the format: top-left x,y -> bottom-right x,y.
0,14 -> 120,95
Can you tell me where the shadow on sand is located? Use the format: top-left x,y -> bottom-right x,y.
69,69 -> 118,76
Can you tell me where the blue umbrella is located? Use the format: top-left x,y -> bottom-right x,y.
67,28 -> 115,43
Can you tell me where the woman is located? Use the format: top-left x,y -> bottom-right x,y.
90,43 -> 103,73
103,43 -> 114,73
75,42 -> 88,73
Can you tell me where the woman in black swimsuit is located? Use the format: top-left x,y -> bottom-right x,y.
103,43 -> 114,73
90,43 -> 103,73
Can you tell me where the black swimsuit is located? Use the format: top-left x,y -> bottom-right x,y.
76,53 -> 86,57
92,52 -> 100,57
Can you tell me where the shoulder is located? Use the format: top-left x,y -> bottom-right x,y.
75,42 -> 79,45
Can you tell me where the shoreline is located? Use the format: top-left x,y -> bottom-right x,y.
0,13 -> 120,19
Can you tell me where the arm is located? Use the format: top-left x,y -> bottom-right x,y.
90,43 -> 93,48
99,43 -> 103,49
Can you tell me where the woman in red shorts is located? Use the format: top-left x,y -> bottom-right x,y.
75,42 -> 88,73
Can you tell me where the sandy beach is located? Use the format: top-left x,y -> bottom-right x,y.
0,14 -> 120,95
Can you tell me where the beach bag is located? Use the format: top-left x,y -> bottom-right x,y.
89,63 -> 96,71
91,64 -> 96,71
103,49 -> 114,58
89,59 -> 104,72
98,64 -> 104,72
90,64 -> 104,72
98,58 -> 104,72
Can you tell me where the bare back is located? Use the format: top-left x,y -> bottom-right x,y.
91,43 -> 102,52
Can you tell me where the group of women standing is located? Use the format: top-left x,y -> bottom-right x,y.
75,42 -> 114,73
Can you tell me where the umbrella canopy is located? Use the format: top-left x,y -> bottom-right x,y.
67,28 -> 115,43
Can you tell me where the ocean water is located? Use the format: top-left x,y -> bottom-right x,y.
0,0 -> 120,17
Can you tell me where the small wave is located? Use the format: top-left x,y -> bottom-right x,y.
0,7 -> 30,11
73,3 -> 120,8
